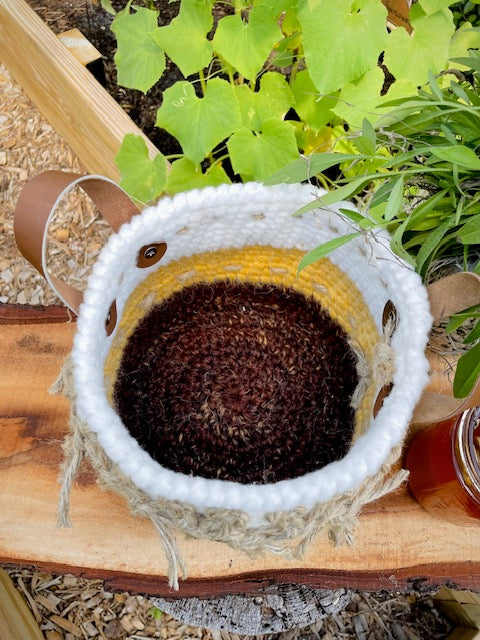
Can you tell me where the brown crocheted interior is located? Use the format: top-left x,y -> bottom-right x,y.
114,281 -> 359,484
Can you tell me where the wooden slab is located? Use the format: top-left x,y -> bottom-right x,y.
1,305 -> 480,597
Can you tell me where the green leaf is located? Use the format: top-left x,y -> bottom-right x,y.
453,340 -> 480,398
156,79 -> 242,164
228,119 -> 299,181
166,157 -> 231,194
212,5 -> 282,80
430,145 -> 480,170
457,215 -> 480,244
339,207 -> 376,229
428,70 -> 445,101
298,0 -> 388,94
291,70 -> 338,132
148,606 -> 164,620
152,1 -> 213,77
465,320 -> 480,344
446,304 -> 480,333
384,4 -> 455,87
298,233 -> 361,273
115,134 -> 168,203
333,66 -> 385,128
353,118 -> 376,155
100,0 -> 115,15
415,216 -> 455,275
449,22 -> 480,67
449,56 -> 480,71
418,0 -> 453,12
235,72 -> 294,131
111,8 -> 165,93
264,152 -> 368,184
293,175 -> 377,217
384,175 -> 405,221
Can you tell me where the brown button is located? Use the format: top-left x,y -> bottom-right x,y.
105,299 -> 117,336
373,383 -> 394,417
382,300 -> 398,333
137,242 -> 167,268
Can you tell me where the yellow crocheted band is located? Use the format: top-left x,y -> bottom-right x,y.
104,245 -> 380,439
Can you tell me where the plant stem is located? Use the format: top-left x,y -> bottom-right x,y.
199,68 -> 207,95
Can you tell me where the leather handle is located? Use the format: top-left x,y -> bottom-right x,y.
14,171 -> 139,314
412,271 -> 480,425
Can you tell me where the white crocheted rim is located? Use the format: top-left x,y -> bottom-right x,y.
72,182 -> 432,517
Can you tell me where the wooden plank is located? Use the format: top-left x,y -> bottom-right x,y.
57,28 -> 102,67
0,568 -> 45,640
0,0 -> 160,181
448,630 -> 480,640
437,587 -> 480,607
1,305 -> 480,597
437,588 -> 480,630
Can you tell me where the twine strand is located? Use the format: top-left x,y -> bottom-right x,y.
56,416 -> 85,528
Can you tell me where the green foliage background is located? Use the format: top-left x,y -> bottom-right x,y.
110,0 -> 480,202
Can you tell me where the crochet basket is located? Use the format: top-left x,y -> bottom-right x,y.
15,172 -> 432,589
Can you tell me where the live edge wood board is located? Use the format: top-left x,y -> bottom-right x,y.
0,305 -> 479,598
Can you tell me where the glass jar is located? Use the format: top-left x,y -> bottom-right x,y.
405,407 -> 480,524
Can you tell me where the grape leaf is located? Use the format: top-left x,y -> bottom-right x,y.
116,134 -> 168,203
112,8 -> 165,93
227,119 -> 299,181
291,70 -> 339,132
156,79 -> 242,164
298,0 -> 388,94
166,158 -> 231,195
212,5 -> 282,80
333,67 -> 385,128
384,4 -> 455,87
418,0 -> 454,13
449,21 -> 480,66
100,0 -> 115,16
235,72 -> 294,131
153,1 -> 213,77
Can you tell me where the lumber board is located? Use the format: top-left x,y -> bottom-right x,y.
0,567 -> 45,640
1,305 -> 480,598
0,0 -> 160,181
57,28 -> 102,67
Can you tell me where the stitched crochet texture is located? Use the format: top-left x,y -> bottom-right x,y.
57,182 -> 432,587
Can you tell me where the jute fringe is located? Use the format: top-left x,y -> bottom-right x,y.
50,338 -> 404,591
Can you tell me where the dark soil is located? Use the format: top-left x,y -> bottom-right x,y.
114,281 -> 358,483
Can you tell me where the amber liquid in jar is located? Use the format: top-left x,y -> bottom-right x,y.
406,407 -> 480,524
